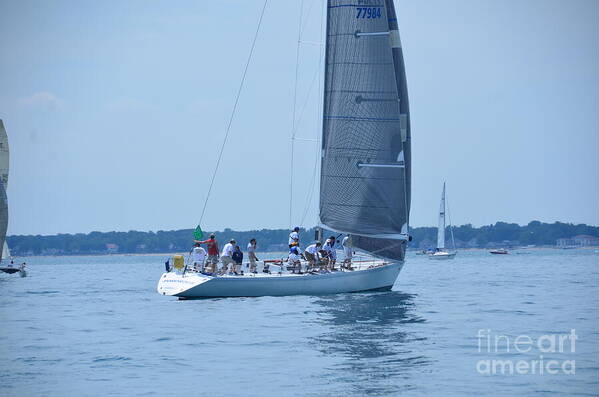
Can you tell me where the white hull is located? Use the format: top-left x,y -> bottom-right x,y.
157,262 -> 403,298
428,251 -> 456,260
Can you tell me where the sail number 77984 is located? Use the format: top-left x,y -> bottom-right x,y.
356,7 -> 382,19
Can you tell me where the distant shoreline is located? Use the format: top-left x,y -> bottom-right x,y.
7,245 -> 599,259
6,221 -> 599,257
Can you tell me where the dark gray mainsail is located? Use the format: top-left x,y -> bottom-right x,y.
319,0 -> 411,260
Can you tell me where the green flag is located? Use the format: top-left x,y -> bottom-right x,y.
193,225 -> 203,240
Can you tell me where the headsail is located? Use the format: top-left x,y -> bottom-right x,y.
1,242 -> 10,260
437,183 -> 446,250
0,180 -> 7,262
0,120 -> 8,187
319,0 -> 411,260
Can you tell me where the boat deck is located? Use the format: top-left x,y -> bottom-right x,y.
178,257 -> 389,279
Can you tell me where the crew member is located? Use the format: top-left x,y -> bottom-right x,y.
247,238 -> 259,273
197,234 -> 219,273
288,227 -> 300,247
232,244 -> 244,275
304,241 -> 321,268
220,239 -> 236,275
191,242 -> 207,272
288,244 -> 302,274
342,235 -> 353,269
323,236 -> 337,270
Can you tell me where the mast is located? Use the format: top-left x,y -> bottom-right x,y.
437,183 -> 446,250
319,0 -> 411,260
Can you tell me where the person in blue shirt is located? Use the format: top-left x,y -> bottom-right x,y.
232,244 -> 244,275
288,243 -> 302,274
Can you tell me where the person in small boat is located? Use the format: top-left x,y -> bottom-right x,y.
341,235 -> 353,269
323,236 -> 337,270
191,242 -> 207,272
220,239 -> 236,275
288,243 -> 302,274
247,238 -> 259,273
197,234 -> 219,273
288,226 -> 300,247
232,244 -> 244,275
304,241 -> 321,268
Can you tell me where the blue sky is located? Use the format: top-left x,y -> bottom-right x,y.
1,0 -> 598,235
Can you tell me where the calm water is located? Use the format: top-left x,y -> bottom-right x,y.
1,249 -> 598,396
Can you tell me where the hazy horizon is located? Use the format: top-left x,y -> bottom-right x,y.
2,0 -> 598,235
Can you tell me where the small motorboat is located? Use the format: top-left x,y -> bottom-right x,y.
489,249 -> 509,255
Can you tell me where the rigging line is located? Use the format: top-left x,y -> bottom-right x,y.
291,61 -> 320,139
299,0 -> 317,37
198,0 -> 269,226
446,188 -> 456,250
289,0 -> 304,228
300,146 -> 320,225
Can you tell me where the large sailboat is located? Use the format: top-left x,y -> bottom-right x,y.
428,182 -> 457,260
157,0 -> 412,298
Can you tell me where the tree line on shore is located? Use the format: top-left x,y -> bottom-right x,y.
6,221 -> 599,256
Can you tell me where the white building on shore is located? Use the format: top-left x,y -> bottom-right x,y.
556,234 -> 599,247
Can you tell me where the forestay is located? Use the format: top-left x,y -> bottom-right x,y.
319,0 -> 411,260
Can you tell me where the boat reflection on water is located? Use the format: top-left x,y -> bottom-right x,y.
313,291 -> 430,395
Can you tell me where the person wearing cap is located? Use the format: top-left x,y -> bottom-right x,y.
197,234 -> 219,273
304,241 -> 321,268
220,239 -> 236,275
247,238 -> 259,273
322,236 -> 337,270
288,227 -> 300,247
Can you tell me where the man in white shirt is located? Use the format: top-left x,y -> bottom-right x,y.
247,238 -> 259,273
323,236 -> 337,270
288,227 -> 300,247
304,241 -> 321,268
342,235 -> 353,269
191,242 -> 207,272
220,239 -> 236,274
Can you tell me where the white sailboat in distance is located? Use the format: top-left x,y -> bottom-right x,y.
0,120 -> 24,277
0,119 -> 12,264
157,0 -> 413,298
428,182 -> 457,260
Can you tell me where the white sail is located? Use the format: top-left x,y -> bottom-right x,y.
2,241 -> 9,259
0,120 -> 8,262
437,183 -> 446,250
0,120 -> 8,186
